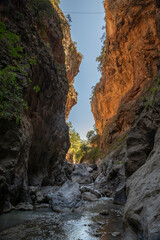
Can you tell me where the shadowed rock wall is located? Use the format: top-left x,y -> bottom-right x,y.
0,0 -> 81,212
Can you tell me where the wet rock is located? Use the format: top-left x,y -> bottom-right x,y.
95,173 -> 107,186
113,182 -> 126,205
29,186 -> 38,195
29,186 -> 60,205
34,203 -> 50,209
71,164 -> 93,184
80,186 -> 101,198
41,186 -> 60,203
86,166 -> 93,173
100,189 -> 112,197
51,181 -> 81,212
111,232 -> 121,237
2,200 -> 13,213
15,203 -> 33,211
100,210 -> 109,216
35,191 -> 44,203
89,163 -> 98,171
0,176 -> 9,212
92,232 -> 103,237
82,192 -> 98,202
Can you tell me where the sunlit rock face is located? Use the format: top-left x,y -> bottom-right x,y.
91,0 -> 160,151
0,0 -> 81,212
63,29 -> 82,119
56,5 -> 82,119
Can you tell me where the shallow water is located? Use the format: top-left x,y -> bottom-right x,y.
0,198 -> 123,240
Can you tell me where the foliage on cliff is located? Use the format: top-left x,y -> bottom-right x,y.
0,22 -> 37,122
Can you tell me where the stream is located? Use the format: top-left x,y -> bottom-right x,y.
0,198 -> 122,240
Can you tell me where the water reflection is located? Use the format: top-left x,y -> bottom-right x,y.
0,198 -> 122,240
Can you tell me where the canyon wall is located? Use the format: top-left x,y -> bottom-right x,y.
0,0 -> 81,212
91,0 -> 160,238
91,0 -> 160,152
123,75 -> 160,239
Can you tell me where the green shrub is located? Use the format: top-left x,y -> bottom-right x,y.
33,85 -> 40,93
86,146 -> 100,162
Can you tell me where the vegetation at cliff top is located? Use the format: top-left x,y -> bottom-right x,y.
96,25 -> 106,72
67,122 -> 101,164
28,0 -> 60,18
143,74 -> 160,110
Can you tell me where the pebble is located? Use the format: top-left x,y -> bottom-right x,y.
111,232 -> 121,237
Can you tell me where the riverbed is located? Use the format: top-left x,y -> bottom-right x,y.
0,198 -> 122,240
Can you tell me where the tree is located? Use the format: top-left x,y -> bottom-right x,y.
50,0 -> 60,5
67,123 -> 101,164
66,14 -> 72,23
67,122 -> 83,163
86,130 -> 95,143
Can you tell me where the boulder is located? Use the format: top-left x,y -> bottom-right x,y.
71,164 -> 93,184
0,176 -> 9,212
51,181 -> 81,212
89,163 -> 98,171
82,192 -> 98,202
80,186 -> 101,198
36,191 -> 45,203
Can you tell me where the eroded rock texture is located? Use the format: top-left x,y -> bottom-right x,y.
124,132 -> 160,239
91,0 -> 160,151
0,0 -> 81,212
91,0 -> 160,237
123,76 -> 160,239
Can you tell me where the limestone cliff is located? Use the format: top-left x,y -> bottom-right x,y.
90,0 -> 160,238
51,4 -> 82,119
91,0 -> 160,152
0,0 -> 81,212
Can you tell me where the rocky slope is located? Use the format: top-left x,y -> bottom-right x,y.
0,0 -> 81,212
91,0 -> 160,151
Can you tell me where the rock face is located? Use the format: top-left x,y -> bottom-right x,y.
94,146 -> 126,202
124,128 -> 160,239
125,93 -> 160,177
123,81 -> 160,239
0,0 -> 81,212
91,0 -> 160,151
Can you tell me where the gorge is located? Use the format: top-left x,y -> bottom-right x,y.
0,0 -> 160,240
